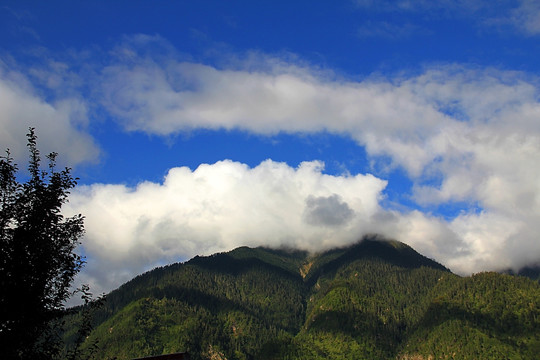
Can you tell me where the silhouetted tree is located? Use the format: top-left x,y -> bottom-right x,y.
0,128 -> 86,359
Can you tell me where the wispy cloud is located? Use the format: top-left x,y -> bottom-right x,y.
353,0 -> 488,14
354,0 -> 540,36
0,60 -> 99,166
509,0 -> 540,35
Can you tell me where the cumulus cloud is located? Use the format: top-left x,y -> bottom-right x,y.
83,39 -> 540,292
0,63 -> 99,166
65,160 -> 387,294
9,36 -> 525,296
98,42 -> 540,195
98,40 -> 450,179
67,158 -> 539,296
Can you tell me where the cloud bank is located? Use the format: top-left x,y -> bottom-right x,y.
98,41 -> 540,218
65,160 -> 388,294
55,37 -> 540,295
67,158 -> 540,297
0,61 -> 99,166
5,36 -> 540,296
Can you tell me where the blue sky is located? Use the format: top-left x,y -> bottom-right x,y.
2,1 -> 540,295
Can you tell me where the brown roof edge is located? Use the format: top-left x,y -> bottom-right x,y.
132,352 -> 190,360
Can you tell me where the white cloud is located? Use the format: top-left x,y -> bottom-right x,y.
510,0 -> 540,35
98,46 -> 540,191
11,36 -> 530,296
88,42 -> 540,290
65,160 -> 388,294
354,0 -> 540,36
67,157 -> 538,296
0,64 -> 99,166
98,45 -> 450,179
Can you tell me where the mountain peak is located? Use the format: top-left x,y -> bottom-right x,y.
66,235 -> 540,360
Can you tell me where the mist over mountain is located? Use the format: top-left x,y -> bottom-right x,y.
504,264 -> 540,283
65,236 -> 540,360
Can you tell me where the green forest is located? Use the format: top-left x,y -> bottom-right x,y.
64,237 -> 540,360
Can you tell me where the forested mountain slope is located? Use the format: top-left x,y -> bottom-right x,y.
505,265 -> 540,283
68,237 -> 540,360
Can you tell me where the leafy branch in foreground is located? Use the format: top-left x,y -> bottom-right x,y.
0,128 -> 99,359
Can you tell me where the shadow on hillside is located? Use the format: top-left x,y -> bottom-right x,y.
306,308 -> 405,357
412,300 -> 533,344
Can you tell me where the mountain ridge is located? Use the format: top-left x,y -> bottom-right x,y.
66,236 -> 540,360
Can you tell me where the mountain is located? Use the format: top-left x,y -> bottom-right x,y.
504,264 -> 540,283
518,265 -> 540,282
66,236 -> 540,360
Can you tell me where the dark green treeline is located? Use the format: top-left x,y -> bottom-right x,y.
64,237 -> 540,360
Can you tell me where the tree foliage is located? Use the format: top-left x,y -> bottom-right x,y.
0,128 -> 86,359
72,238 -> 540,360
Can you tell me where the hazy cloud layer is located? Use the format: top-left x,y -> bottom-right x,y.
0,62 -> 99,166
354,0 -> 540,35
510,0 -> 540,35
